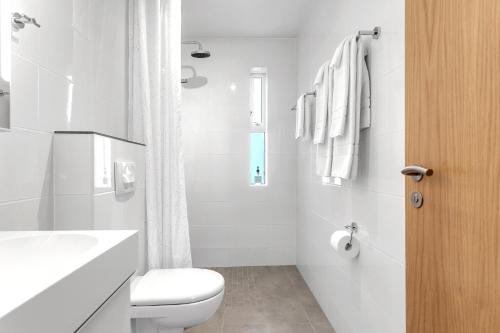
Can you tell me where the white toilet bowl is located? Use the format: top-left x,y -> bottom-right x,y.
130,268 -> 225,333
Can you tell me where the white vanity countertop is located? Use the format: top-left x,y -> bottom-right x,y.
0,230 -> 138,332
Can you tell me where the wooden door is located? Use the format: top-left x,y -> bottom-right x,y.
406,0 -> 500,332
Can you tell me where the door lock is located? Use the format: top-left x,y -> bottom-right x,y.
410,191 -> 423,208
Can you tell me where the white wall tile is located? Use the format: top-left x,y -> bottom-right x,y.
1,0 -> 130,232
183,38 -> 298,267
54,134 -> 92,195
54,195 -> 93,230
191,248 -> 230,268
189,225 -> 235,249
53,133 -> 147,272
0,198 -> 52,230
10,55 -> 38,129
38,68 -> 73,131
93,189 -> 146,275
0,129 -> 53,203
38,17 -> 74,78
296,0 -> 405,332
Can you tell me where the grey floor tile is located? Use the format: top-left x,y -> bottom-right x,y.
268,322 -> 315,333
303,304 -> 330,324
187,266 -> 335,333
312,323 -> 337,333
223,305 -> 268,325
223,323 -> 270,333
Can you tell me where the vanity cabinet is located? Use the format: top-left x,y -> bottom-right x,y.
0,231 -> 137,333
77,279 -> 132,333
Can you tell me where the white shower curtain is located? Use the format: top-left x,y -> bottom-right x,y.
128,0 -> 192,269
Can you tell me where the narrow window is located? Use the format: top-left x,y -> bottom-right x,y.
249,68 -> 267,186
250,76 -> 263,125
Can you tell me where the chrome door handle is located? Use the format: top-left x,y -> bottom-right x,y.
0,89 -> 9,97
401,165 -> 433,182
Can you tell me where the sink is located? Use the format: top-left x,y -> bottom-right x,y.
0,234 -> 98,317
0,230 -> 138,332
0,233 -> 98,270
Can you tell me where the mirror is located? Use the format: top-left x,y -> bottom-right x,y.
0,0 -> 11,130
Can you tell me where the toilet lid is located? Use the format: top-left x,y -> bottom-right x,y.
130,268 -> 225,306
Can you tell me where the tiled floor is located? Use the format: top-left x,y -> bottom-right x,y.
186,266 -> 336,333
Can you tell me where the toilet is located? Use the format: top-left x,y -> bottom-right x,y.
130,268 -> 225,333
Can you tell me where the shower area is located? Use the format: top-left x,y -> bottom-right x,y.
181,37 -> 298,267
179,34 -> 329,333
179,0 -> 404,332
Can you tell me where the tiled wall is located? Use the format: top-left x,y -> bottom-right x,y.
0,0 -> 128,230
296,1 -> 405,332
182,38 -> 297,267
53,133 -> 146,274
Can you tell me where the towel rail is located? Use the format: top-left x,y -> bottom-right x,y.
357,26 -> 381,39
290,26 -> 380,112
291,91 -> 316,111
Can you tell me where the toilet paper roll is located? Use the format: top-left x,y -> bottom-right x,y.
330,230 -> 360,259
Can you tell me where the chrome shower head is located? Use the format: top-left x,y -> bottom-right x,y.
182,41 -> 211,59
191,49 -> 211,58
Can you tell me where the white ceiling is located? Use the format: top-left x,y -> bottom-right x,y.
182,0 -> 315,38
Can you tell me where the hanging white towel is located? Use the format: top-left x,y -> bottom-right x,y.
315,138 -> 334,177
351,39 -> 371,177
295,94 -> 306,139
329,37 -> 351,138
360,49 -> 371,129
315,38 -> 350,177
295,94 -> 313,140
313,62 -> 330,144
304,93 -> 314,140
331,36 -> 359,180
331,37 -> 372,180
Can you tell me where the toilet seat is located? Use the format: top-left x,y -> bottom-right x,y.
130,290 -> 224,321
130,268 -> 224,306
130,268 -> 225,330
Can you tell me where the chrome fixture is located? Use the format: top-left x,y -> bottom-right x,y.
181,65 -> 208,88
410,192 -> 424,208
291,91 -> 316,111
182,41 -> 211,58
344,223 -> 358,251
0,89 -> 9,97
401,165 -> 434,182
358,26 -> 381,39
12,12 -> 41,30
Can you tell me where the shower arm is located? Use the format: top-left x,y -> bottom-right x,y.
182,41 -> 203,51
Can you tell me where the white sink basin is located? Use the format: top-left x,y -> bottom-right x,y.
0,230 -> 138,332
0,233 -> 97,272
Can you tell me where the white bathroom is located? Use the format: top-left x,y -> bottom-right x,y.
1,0 -> 498,333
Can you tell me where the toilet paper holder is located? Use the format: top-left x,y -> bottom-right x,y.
344,222 -> 359,251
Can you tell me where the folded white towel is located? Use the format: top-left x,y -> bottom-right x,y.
295,94 -> 305,139
295,94 -> 313,140
360,47 -> 371,130
329,37 -> 351,138
313,62 -> 330,144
